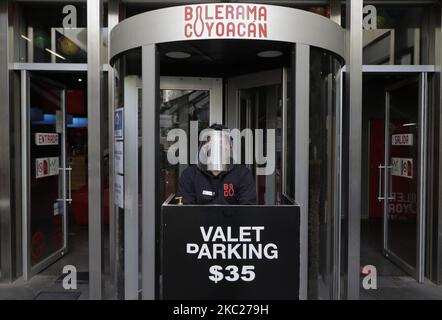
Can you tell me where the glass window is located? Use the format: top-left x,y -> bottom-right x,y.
361,3 -> 438,65
308,47 -> 341,299
9,2 -> 108,63
159,89 -> 210,202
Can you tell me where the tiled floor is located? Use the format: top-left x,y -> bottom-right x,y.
0,224 -> 90,300
2,218 -> 441,300
360,219 -> 442,300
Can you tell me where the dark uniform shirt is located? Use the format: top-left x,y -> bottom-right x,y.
177,164 -> 256,205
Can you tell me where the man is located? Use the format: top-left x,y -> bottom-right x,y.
176,123 -> 256,205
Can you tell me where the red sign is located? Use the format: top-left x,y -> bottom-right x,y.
35,133 -> 59,146
223,183 -> 235,198
184,4 -> 268,39
391,133 -> 413,146
35,157 -> 59,179
369,119 -> 417,221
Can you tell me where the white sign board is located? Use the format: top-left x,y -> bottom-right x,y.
114,141 -> 124,175
391,157 -> 413,179
36,157 -> 59,179
114,174 -> 124,208
114,108 -> 124,140
35,133 -> 59,146
392,134 -> 413,146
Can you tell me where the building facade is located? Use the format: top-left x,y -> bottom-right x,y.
0,0 -> 442,300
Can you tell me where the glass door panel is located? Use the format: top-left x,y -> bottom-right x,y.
228,69 -> 284,205
159,77 -> 222,202
23,72 -> 68,278
383,76 -> 425,282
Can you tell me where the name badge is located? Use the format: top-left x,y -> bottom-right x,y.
202,190 -> 214,196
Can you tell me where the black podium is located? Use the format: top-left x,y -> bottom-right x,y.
160,195 -> 300,300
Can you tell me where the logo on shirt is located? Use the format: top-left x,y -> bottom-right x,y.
223,183 -> 235,198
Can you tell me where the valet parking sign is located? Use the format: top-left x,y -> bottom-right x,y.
187,226 -> 277,284
161,206 -> 300,300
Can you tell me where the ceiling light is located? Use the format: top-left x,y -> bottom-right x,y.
257,50 -> 283,58
45,48 -> 66,60
78,78 -> 82,82
165,51 -> 191,59
21,34 -> 32,42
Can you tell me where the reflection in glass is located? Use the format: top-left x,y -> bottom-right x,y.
362,5 -> 434,65
386,80 -> 419,269
308,48 -> 340,299
238,84 -> 282,205
159,90 -> 210,202
9,3 -> 109,63
29,79 -> 65,266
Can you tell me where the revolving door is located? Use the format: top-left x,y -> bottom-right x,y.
109,3 -> 345,300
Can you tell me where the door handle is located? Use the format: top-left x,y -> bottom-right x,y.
378,165 -> 384,201
66,166 -> 72,204
378,164 -> 394,201
387,165 -> 395,200
56,166 -> 72,204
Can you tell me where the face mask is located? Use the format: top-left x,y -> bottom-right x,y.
199,130 -> 231,172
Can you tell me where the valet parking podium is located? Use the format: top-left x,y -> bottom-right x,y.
161,195 -> 301,300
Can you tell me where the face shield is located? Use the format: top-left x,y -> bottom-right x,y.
198,129 -> 231,172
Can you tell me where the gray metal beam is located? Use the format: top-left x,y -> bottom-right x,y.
345,0 -> 363,300
142,44 -> 159,300
294,43 -> 310,300
87,0 -> 104,299
438,2 -> 442,286
108,0 -> 120,300
330,0 -> 341,26
0,0 -> 12,283
123,76 -> 139,300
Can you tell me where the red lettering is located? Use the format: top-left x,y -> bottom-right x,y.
184,23 -> 192,37
184,6 -> 193,21
226,22 -> 235,37
236,5 -> 244,20
216,22 -> 224,37
237,22 -> 246,37
247,6 -> 257,20
193,6 -> 204,37
205,5 -> 213,19
258,6 -> 267,21
206,22 -> 214,37
228,184 -> 234,196
225,5 -> 234,20
215,5 -> 222,19
258,23 -> 267,38
248,23 -> 256,37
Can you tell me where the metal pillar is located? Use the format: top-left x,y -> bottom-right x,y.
108,0 -> 120,300
437,2 -> 442,285
0,0 -> 12,283
345,0 -> 363,300
87,0 -> 104,299
142,44 -> 159,300
294,43 -> 310,300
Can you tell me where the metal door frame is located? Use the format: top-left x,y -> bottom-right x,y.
21,70 -> 69,280
122,74 -> 223,299
382,72 -> 427,283
226,68 -> 284,203
160,76 -> 223,125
